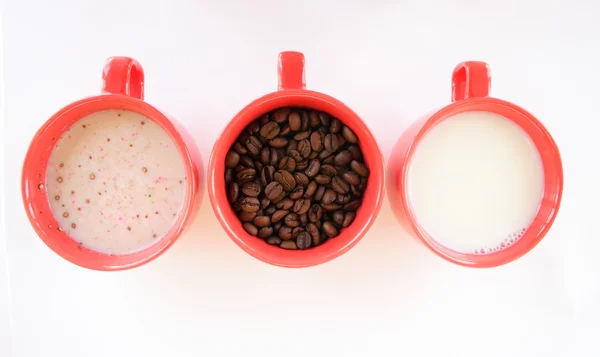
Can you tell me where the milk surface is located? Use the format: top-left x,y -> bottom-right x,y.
45,109 -> 187,255
407,111 -> 544,254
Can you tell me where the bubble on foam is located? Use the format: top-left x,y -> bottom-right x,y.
470,228 -> 527,254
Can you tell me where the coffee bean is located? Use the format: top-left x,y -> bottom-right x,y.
266,236 -> 282,245
274,170 -> 296,191
225,168 -> 234,184
285,149 -> 300,162
265,206 -> 276,215
297,160 -> 309,171
270,149 -> 282,166
337,193 -> 352,204
272,209 -> 289,223
322,203 -> 342,211
279,226 -> 293,240
234,142 -> 248,155
314,185 -> 326,201
310,131 -> 323,152
260,166 -> 276,186
260,147 -> 271,164
348,145 -> 363,161
322,221 -> 339,237
320,164 -> 338,177
255,161 -> 264,172
322,189 -> 337,204
330,118 -> 342,133
332,211 -> 344,226
296,232 -> 312,249
297,139 -> 311,158
245,135 -> 262,155
333,150 -> 352,167
288,111 -> 301,131
236,168 -> 256,183
225,151 -> 240,168
276,198 -> 294,210
343,200 -> 361,211
227,182 -> 240,203
293,172 -> 309,186
342,126 -> 358,144
332,176 -> 350,194
273,108 -> 290,123
306,223 -> 321,246
319,149 -> 334,160
294,131 -> 310,140
260,121 -> 280,139
341,171 -> 361,185
293,198 -> 311,215
284,213 -> 300,227
243,222 -> 258,236
239,197 -> 260,212
241,182 -> 261,197
253,215 -> 271,227
305,159 -> 320,177
319,112 -> 332,126
314,174 -> 331,185
343,212 -> 356,227
280,240 -> 297,250
279,156 -> 296,172
305,181 -> 317,197
308,204 -> 323,222
288,186 -> 304,200
258,227 -> 273,238
323,134 -> 339,152
351,160 -> 369,177
264,181 -> 283,200
292,227 -> 304,239
279,125 -> 291,136
239,211 -> 257,222
269,137 -> 288,148
247,121 -> 260,135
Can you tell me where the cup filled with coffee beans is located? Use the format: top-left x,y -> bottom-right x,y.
208,51 -> 384,267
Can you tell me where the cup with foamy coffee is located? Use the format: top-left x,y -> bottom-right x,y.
22,57 -> 202,271
387,61 -> 563,267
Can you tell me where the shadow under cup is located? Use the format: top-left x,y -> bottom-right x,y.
209,91 -> 385,268
22,96 -> 201,271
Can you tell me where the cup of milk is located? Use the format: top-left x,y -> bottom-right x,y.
387,61 -> 563,267
22,57 -> 203,271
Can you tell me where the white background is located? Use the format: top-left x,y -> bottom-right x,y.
1,0 -> 600,356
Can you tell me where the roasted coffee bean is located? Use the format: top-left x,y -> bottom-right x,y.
294,131 -> 310,140
284,213 -> 300,227
322,221 -> 339,237
245,136 -> 262,155
236,168 -> 256,183
239,211 -> 257,222
234,164 -> 246,173
323,134 -> 339,152
247,121 -> 260,135
337,193 -> 352,204
234,142 -> 248,155
260,166 -> 276,186
332,176 -> 350,194
259,114 -> 270,125
255,161 -> 264,172
274,170 -> 296,191
332,211 -> 344,226
287,149 -> 303,163
308,111 -> 320,128
239,197 -> 260,212
241,182 -> 261,197
296,160 -> 309,171
253,216 -> 271,227
287,140 -> 298,151
342,126 -> 358,143
260,147 -> 271,164
258,227 -> 273,238
266,236 -> 282,245
343,212 -> 356,227
227,182 -> 240,203
269,137 -> 288,148
319,112 -> 331,125
322,189 -> 337,204
279,156 -> 296,172
288,186 -> 304,200
225,168 -> 234,184
276,198 -> 294,210
300,213 -> 308,225
305,181 -> 317,197
292,227 -> 304,239
348,145 -> 363,161
330,118 -> 342,133
296,232 -> 312,249
333,150 -> 352,167
243,222 -> 258,236
341,171 -> 361,186
320,164 -> 337,177
260,121 -> 280,139
272,209 -> 289,223
265,206 -> 276,215
279,125 -> 291,136
314,185 -> 326,201
305,159 -> 320,177
293,198 -> 311,215
293,172 -> 309,186
279,226 -> 293,240
351,160 -> 369,177
225,151 -> 240,168
314,174 -> 331,185
306,223 -> 321,245
264,181 -> 283,200
273,108 -> 290,123
308,204 -> 323,222
310,131 -> 323,152
322,203 -> 342,211
271,190 -> 287,204
308,151 -> 319,159
280,240 -> 297,250
319,149 -> 334,160
343,199 -> 361,211
298,139 -> 311,158
270,149 -> 281,166
273,222 -> 282,231
288,111 -> 301,131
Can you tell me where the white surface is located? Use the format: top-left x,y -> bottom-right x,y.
1,1 -> 600,356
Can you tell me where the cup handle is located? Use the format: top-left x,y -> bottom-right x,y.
101,56 -> 145,99
278,51 -> 306,90
451,61 -> 490,102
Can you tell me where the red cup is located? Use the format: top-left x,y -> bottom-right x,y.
387,61 -> 563,268
21,57 -> 202,271
208,51 -> 384,268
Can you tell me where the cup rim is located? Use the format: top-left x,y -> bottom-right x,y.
399,97 -> 563,267
208,89 -> 385,267
21,94 -> 199,271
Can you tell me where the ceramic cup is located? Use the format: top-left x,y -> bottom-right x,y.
208,51 -> 384,268
387,61 -> 563,268
22,56 -> 202,271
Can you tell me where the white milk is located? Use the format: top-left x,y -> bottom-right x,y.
407,111 -> 544,254
45,110 -> 187,255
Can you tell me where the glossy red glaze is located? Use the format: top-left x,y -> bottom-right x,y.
388,61 -> 563,268
22,57 -> 202,271
208,51 -> 384,268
